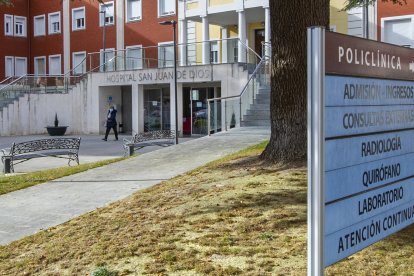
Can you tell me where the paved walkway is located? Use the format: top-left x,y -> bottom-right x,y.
0,134 -> 194,174
0,127 -> 270,245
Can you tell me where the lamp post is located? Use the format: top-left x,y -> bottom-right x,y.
159,20 -> 178,145
100,10 -> 107,72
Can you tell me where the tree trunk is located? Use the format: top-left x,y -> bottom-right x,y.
261,0 -> 330,163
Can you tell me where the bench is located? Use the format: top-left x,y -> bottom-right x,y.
123,130 -> 176,156
1,137 -> 81,173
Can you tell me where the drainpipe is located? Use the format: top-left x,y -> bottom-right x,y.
28,0 -> 31,74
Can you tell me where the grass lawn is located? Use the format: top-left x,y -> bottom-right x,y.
0,141 -> 414,275
0,157 -> 126,195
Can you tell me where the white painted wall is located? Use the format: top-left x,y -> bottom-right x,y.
0,64 -> 249,136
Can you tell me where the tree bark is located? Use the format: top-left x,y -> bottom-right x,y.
261,0 -> 330,163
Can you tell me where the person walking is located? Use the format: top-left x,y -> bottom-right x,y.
103,105 -> 118,141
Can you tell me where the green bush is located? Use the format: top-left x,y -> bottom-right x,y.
91,266 -> 117,276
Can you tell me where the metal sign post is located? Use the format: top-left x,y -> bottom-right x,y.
307,26 -> 325,276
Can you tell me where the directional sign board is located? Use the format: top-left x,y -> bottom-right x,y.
308,27 -> 414,275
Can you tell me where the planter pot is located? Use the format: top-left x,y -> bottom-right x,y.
46,126 -> 68,136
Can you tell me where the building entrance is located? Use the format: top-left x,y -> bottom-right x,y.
144,88 -> 170,132
255,29 -> 265,58
183,87 -> 219,136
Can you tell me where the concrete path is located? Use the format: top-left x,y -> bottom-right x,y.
0,134 -> 195,173
0,127 -> 270,245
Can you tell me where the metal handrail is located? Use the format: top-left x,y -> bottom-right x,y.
87,37 -> 261,68
0,74 -> 28,94
207,55 -> 269,134
65,56 -> 87,77
207,56 -> 268,103
0,76 -> 12,85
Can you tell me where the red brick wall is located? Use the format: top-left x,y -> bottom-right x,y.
30,0 -> 63,75
0,0 -> 29,79
377,1 -> 414,42
124,0 -> 178,66
0,0 -> 179,78
70,0 -> 117,71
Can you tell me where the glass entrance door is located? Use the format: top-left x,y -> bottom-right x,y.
183,88 -> 215,136
144,88 -> 170,132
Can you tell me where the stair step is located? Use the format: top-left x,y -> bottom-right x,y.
243,114 -> 270,121
249,103 -> 269,110
254,98 -> 270,105
241,119 -> 271,127
255,93 -> 270,100
246,110 -> 270,116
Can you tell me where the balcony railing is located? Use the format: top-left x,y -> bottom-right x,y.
86,38 -> 261,73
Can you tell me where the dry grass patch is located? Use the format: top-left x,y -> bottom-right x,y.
0,141 -> 413,275
0,157 -> 127,195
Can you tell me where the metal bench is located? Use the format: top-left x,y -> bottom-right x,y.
1,137 -> 81,173
123,130 -> 176,156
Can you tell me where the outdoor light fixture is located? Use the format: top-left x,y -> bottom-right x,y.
159,20 -> 178,145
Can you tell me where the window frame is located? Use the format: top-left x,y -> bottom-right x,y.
48,12 -> 61,35
99,48 -> 116,72
125,0 -> 142,22
158,41 -> 174,68
72,7 -> 86,31
4,14 -> 13,36
72,51 -> 87,75
381,15 -> 414,48
14,16 -> 27,37
158,0 -> 176,18
33,14 -> 46,37
34,56 -> 47,76
99,1 -> 115,27
48,54 -> 62,75
5,56 -> 14,77
126,45 -> 143,69
14,57 -> 27,76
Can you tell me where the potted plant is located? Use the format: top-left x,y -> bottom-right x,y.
46,113 -> 68,136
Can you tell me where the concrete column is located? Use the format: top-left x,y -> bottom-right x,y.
138,85 -> 144,133
63,0 -> 71,74
368,2 -> 377,40
238,11 -> 247,63
264,7 -> 271,57
177,83 -> 183,135
132,84 -> 144,134
202,16 -> 210,65
169,82 -> 183,135
221,27 -> 228,63
116,0 -> 125,70
179,19 -> 188,66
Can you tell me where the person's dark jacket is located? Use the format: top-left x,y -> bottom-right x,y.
106,109 -> 117,128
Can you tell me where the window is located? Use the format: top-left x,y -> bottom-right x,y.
49,55 -> 62,75
100,2 -> 114,26
126,0 -> 142,22
14,16 -> 27,37
15,57 -> 27,76
158,0 -> 175,17
5,56 -> 14,77
100,48 -> 115,72
4,14 -> 13,36
34,15 -> 45,36
48,12 -> 61,34
72,7 -> 85,31
126,45 -> 143,69
158,42 -> 174,68
382,16 -> 414,48
34,57 -> 46,75
210,41 -> 219,63
72,52 -> 86,75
